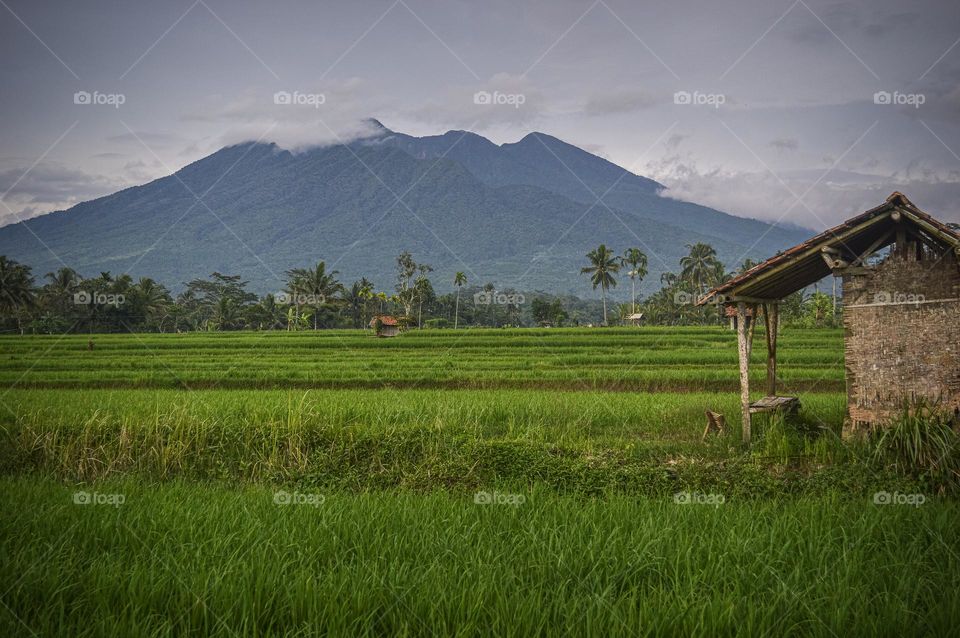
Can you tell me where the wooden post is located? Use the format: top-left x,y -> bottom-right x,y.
736,302 -> 752,445
763,303 -> 778,397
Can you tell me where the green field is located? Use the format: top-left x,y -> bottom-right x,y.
2,327 -> 956,636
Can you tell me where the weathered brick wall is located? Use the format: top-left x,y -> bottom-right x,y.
842,245 -> 960,432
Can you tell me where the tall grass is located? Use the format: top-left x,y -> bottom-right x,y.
2,478 -> 957,637
871,401 -> 960,492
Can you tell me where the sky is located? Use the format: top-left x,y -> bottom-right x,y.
2,0 -> 960,233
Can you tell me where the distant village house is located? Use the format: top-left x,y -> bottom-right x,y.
370,315 -> 400,337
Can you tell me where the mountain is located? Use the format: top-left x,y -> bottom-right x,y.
0,122 -> 810,297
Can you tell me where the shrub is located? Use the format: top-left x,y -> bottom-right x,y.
870,400 -> 960,492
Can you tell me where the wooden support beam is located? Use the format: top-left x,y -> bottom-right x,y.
763,303 -> 778,397
852,230 -> 894,266
736,302 -> 752,445
710,212 -> 894,304
725,294 -> 779,304
820,252 -> 849,270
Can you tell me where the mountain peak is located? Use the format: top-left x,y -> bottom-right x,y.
363,118 -> 391,134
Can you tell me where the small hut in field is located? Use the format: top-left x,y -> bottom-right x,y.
627,312 -> 644,326
370,315 -> 400,337
698,193 -> 960,442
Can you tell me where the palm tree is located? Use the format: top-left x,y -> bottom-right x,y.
453,271 -> 466,329
621,248 -> 648,314
580,244 -> 620,325
285,261 -> 343,329
679,242 -> 720,298
0,256 -> 35,333
135,277 -> 172,331
344,279 -> 374,328
42,267 -> 80,315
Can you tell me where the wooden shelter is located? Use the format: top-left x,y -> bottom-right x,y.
698,193 -> 960,443
370,315 -> 400,337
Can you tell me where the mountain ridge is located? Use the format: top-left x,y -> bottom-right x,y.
0,124 -> 811,296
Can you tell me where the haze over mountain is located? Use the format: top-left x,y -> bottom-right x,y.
0,122 -> 811,296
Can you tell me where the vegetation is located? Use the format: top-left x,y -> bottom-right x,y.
0,241 -> 845,334
580,244 -> 621,325
3,479 -> 958,637
1,326 -> 956,634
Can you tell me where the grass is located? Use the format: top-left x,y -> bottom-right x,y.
3,479 -> 958,637
1,327 -> 955,635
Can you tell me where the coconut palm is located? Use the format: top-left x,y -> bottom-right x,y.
414,264 -> 434,328
284,261 -> 343,329
42,267 -> 81,314
679,242 -> 720,298
344,278 -> 374,328
621,248 -> 648,314
453,271 -> 466,329
580,244 -> 620,325
0,256 -> 35,333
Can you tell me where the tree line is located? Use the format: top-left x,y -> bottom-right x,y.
0,243 -> 840,334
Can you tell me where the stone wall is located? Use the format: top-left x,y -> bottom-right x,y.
842,243 -> 960,433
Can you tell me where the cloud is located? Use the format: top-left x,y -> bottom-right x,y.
105,131 -> 186,146
180,79 -> 388,150
769,137 -> 799,151
0,163 -> 132,226
403,73 -> 545,132
645,154 -> 960,230
583,89 -> 660,116
665,133 -> 688,150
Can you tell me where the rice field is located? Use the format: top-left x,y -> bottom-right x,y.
2,327 -> 956,636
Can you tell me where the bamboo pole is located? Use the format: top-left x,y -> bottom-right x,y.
736,302 -> 752,445
764,303 -> 778,397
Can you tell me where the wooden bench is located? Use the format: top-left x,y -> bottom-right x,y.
749,396 -> 800,415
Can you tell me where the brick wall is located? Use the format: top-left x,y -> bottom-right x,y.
842,244 -> 960,433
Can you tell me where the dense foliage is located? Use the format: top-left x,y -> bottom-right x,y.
0,242 -> 842,333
